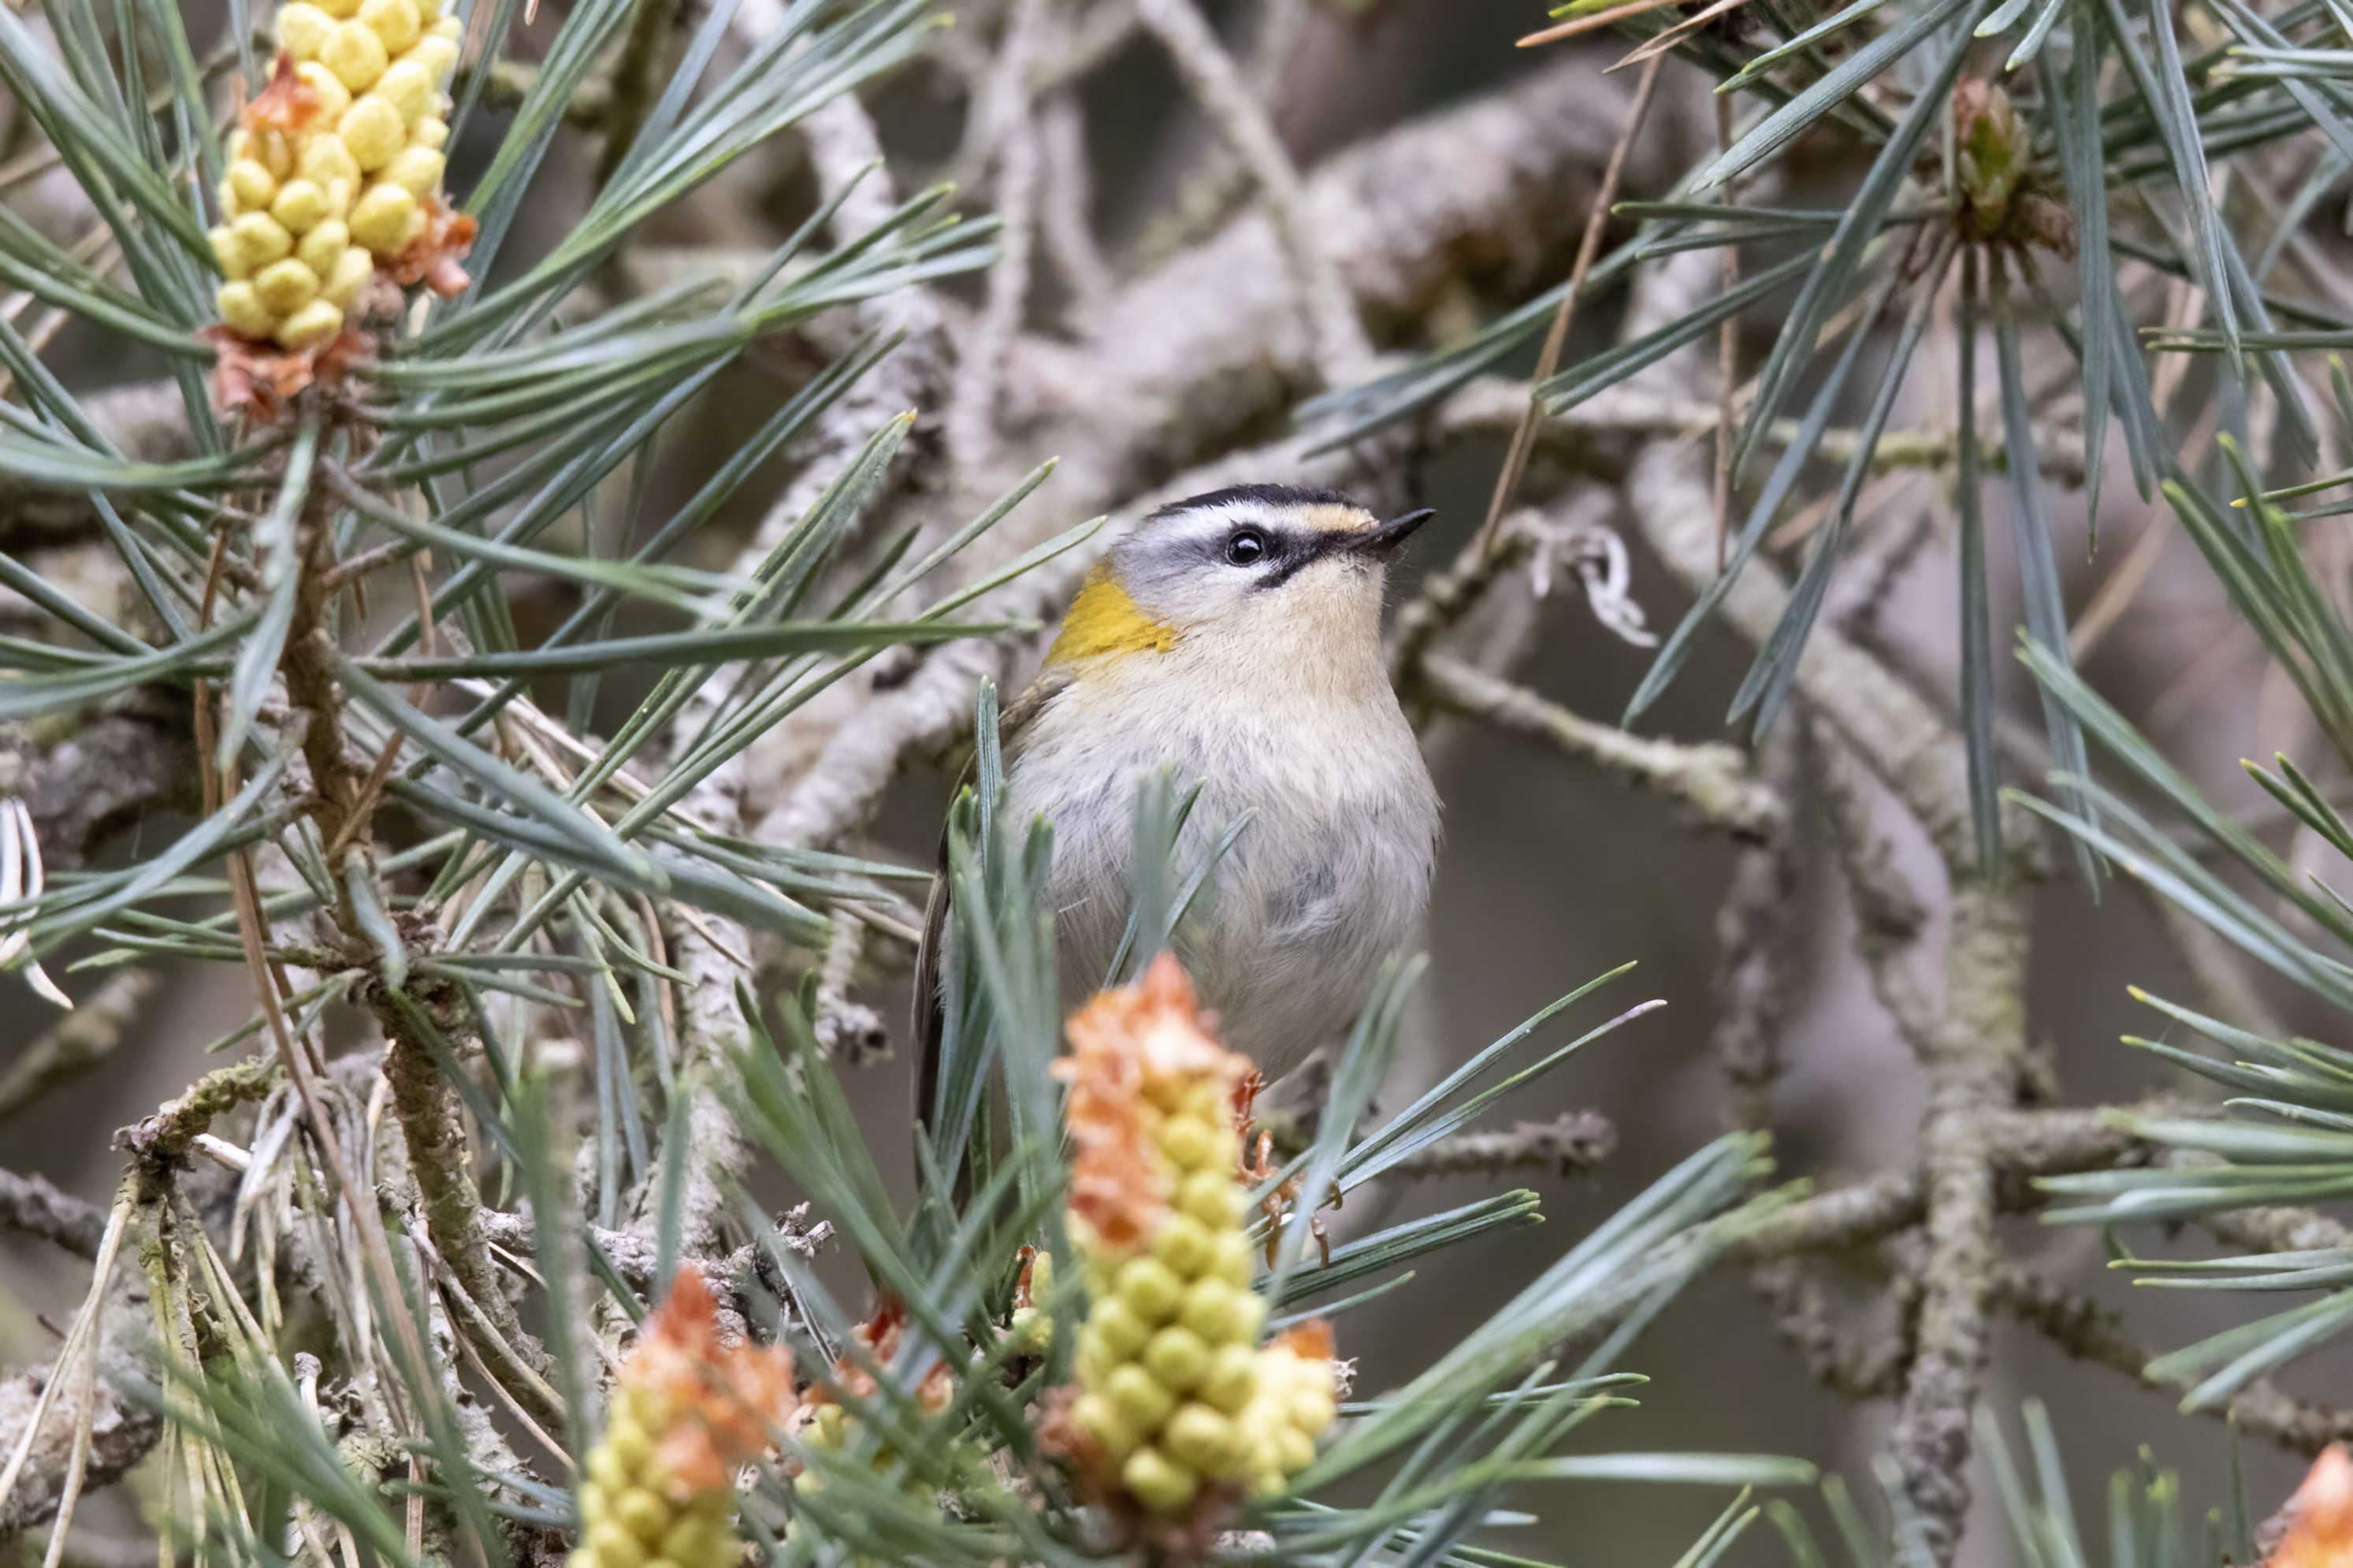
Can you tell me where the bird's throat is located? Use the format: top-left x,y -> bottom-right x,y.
1044,565 -> 1179,666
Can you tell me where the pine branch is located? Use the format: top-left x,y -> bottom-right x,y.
1128,0 -> 1371,385
0,1206 -> 158,1538
377,1000 -> 561,1411
944,0 -> 1049,504
1710,720 -> 1803,1134
3,701 -> 198,871
1887,881 -> 2031,1562
0,1170 -> 104,1259
1990,1260 -> 2353,1455
0,970 -> 158,1119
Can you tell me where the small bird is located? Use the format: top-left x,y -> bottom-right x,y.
915,482 -> 1442,1109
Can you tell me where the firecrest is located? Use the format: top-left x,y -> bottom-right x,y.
915,482 -> 1442,1105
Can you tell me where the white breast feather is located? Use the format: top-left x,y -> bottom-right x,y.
1006,605 -> 1440,1076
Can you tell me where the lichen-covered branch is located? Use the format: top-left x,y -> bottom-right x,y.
1884,882 -> 2028,1562
2,1057 -> 288,1536
1990,1261 -> 2353,1455
112,1057 -> 278,1191
377,1001 -> 560,1429
1709,722 -> 1801,1134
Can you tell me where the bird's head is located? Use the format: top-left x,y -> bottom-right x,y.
1044,484 -> 1434,671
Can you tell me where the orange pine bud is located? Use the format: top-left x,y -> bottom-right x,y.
2268,1447 -> 2353,1568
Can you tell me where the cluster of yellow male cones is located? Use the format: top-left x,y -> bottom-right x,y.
1050,954 -> 1341,1515
570,960 -> 1336,1566
210,0 -> 464,351
572,1269 -> 796,1568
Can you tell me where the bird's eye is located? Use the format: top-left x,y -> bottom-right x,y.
1225,529 -> 1268,566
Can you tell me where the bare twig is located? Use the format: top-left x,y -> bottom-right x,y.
1388,506 -> 1551,694
1811,715 -> 1937,1050
1723,1102 -> 2163,1263
1731,1171 -> 1925,1258
1470,52 -> 1663,563
1124,0 -> 1307,268
1037,93 -> 1115,322
1825,481 -> 1940,641
1749,1254 -> 1913,1399
1033,0 -> 1142,92
1435,377 -> 2089,491
1391,1111 -> 1617,1180
1414,652 -> 1786,842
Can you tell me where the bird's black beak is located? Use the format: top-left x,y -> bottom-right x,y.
1341,507 -> 1437,557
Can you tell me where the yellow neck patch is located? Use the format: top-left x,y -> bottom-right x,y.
1045,564 -> 1178,666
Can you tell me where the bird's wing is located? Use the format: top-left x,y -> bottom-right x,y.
910,667 -> 1069,1139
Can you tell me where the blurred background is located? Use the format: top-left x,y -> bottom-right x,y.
3,1 -> 2339,1562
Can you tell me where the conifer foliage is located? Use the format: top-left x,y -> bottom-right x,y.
9,0 -> 2353,1559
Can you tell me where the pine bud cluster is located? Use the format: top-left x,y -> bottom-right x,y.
2269,1446 -> 2353,1568
1051,955 -> 1340,1517
786,1299 -> 957,1557
790,1299 -> 955,1484
210,0 -> 460,348
572,1269 -> 795,1568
